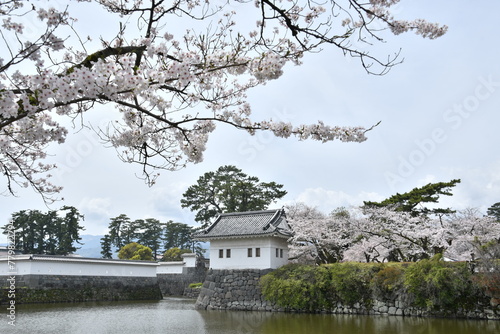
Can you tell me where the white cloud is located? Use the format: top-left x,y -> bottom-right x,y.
408,162 -> 500,214
441,161 -> 500,213
146,182 -> 198,225
77,197 -> 112,235
290,187 -> 385,213
415,175 -> 440,187
79,197 -> 112,216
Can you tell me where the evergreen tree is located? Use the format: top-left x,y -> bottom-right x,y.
135,218 -> 165,259
181,165 -> 287,227
163,221 -> 193,250
102,214 -> 202,258
3,206 -> 84,255
364,179 -> 461,217
108,214 -> 134,251
58,206 -> 85,254
100,234 -> 113,259
487,202 -> 500,221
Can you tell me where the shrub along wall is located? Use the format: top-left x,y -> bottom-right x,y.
259,257 -> 500,320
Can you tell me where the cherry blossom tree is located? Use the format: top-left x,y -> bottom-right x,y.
346,206 -> 450,262
443,208 -> 500,262
348,207 -> 500,263
0,0 -> 447,202
287,203 -> 500,264
287,203 -> 354,264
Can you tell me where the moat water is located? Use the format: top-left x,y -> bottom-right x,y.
5,297 -> 500,334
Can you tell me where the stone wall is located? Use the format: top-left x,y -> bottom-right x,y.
157,266 -> 207,296
183,287 -> 202,299
195,269 -> 500,320
195,269 -> 274,311
1,261 -> 207,303
327,298 -> 498,320
0,274 -> 162,304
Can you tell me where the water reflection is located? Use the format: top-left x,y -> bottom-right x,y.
197,308 -> 500,334
6,298 -> 500,334
13,298 -> 206,334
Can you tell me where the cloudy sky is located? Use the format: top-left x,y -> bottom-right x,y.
2,1 -> 500,243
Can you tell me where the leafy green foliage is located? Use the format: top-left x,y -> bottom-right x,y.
403,255 -> 484,312
326,262 -> 375,307
260,263 -> 375,311
371,264 -> 405,299
260,264 -> 332,311
118,242 -> 153,261
162,247 -> 192,261
108,214 -> 135,250
261,259 -> 487,313
181,165 -> 287,227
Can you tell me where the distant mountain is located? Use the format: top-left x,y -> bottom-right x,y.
74,234 -> 108,258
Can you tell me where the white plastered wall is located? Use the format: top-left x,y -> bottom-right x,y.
208,237 -> 289,270
0,256 -> 158,277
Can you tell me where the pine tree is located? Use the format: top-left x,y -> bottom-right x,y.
487,202 -> 500,221
181,165 -> 287,227
364,179 -> 461,217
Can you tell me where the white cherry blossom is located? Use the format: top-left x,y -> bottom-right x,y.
287,204 -> 500,264
0,0 -> 447,201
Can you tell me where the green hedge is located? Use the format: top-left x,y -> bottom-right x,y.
260,263 -> 376,311
260,257 -> 490,313
260,264 -> 333,311
403,255 -> 484,313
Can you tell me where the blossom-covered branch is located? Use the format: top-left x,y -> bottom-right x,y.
0,0 -> 447,201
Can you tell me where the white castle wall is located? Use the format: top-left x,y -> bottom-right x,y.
1,255 -> 158,277
208,237 -> 289,270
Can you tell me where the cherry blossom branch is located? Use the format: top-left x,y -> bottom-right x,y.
0,0 -> 447,201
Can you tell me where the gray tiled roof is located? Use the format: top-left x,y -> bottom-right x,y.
193,209 -> 292,240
